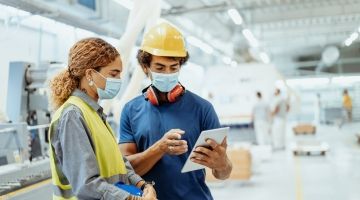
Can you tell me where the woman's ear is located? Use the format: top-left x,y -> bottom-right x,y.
85,68 -> 94,81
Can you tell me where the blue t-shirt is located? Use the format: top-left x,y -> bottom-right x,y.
119,91 -> 221,200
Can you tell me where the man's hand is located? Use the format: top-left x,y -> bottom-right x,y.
191,137 -> 232,179
156,129 -> 188,155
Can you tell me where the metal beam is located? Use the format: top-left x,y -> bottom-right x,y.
161,2 -> 230,16
294,57 -> 360,68
0,0 -> 123,38
242,1 -> 360,24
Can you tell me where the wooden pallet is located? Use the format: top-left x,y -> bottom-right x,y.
292,141 -> 329,156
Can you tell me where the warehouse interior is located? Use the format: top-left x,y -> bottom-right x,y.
0,0 -> 360,200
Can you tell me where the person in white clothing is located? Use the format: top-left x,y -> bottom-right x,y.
271,89 -> 289,150
252,92 -> 271,145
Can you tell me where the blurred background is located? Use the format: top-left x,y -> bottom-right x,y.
0,0 -> 359,199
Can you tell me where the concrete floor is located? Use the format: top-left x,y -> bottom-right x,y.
2,122 -> 360,200
210,122 -> 360,200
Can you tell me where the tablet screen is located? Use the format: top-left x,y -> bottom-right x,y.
181,127 -> 229,173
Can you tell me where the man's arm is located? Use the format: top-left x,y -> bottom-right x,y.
119,129 -> 188,176
119,142 -> 165,176
272,105 -> 280,116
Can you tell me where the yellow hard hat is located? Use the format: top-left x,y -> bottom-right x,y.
140,22 -> 187,57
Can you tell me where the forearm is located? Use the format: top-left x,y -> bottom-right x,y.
272,106 -> 280,116
126,141 -> 165,176
123,157 -> 144,186
212,157 -> 232,180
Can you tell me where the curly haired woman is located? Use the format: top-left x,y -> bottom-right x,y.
48,38 -> 157,200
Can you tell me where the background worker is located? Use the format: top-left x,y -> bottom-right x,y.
343,89 -> 353,122
271,88 -> 289,150
252,91 -> 271,145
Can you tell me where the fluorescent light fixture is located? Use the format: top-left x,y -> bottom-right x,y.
331,76 -> 360,85
344,32 -> 359,46
227,8 -> 243,25
286,77 -> 330,88
113,0 -> 134,10
350,32 -> 359,40
222,56 -> 232,65
242,29 -> 259,47
187,36 -> 214,54
344,38 -> 352,46
259,52 -> 270,64
358,27 -> 360,32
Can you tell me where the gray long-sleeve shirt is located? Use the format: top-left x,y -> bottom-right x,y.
51,89 -> 143,200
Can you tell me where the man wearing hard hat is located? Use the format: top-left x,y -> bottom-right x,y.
119,22 -> 232,200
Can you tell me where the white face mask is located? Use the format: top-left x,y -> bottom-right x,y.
150,71 -> 179,92
94,71 -> 122,99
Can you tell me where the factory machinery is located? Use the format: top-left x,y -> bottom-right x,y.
0,61 -> 63,195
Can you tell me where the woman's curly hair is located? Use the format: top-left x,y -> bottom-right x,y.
49,37 -> 119,109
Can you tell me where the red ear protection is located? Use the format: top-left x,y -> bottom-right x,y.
167,84 -> 184,103
146,86 -> 160,106
144,84 -> 185,106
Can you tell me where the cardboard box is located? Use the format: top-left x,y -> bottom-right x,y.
293,124 -> 316,135
206,148 -> 252,181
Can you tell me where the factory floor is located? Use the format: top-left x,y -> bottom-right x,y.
210,122 -> 360,200
2,122 -> 360,200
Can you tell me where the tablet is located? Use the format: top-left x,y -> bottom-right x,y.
181,127 -> 229,173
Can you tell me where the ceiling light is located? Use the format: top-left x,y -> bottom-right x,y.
187,36 -> 214,54
242,29 -> 259,47
286,77 -> 330,88
259,52 -> 270,64
344,38 -> 352,46
113,0 -> 134,10
331,76 -> 360,85
350,32 -> 359,40
227,8 -> 243,25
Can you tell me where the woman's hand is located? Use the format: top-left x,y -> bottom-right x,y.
142,185 -> 157,200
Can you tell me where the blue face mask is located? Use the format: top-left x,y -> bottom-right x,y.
150,71 -> 179,92
94,71 -> 122,100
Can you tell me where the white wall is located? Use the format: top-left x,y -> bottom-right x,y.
203,63 -> 283,119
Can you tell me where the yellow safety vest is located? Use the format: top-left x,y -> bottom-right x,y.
49,96 -> 127,200
343,95 -> 352,109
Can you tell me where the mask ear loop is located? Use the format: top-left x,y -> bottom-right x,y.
90,69 -> 107,90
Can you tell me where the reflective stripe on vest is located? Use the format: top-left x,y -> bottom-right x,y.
49,96 -> 127,200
